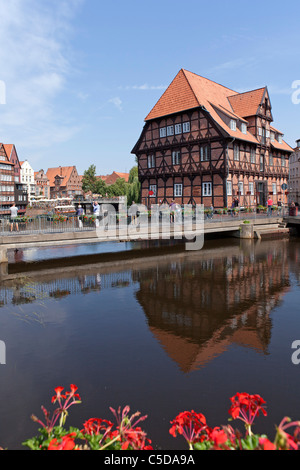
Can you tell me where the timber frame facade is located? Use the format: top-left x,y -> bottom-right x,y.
132,69 -> 294,209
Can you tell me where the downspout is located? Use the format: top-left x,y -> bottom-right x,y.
226,137 -> 235,208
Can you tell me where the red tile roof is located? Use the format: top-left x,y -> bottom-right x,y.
46,166 -> 79,188
228,88 -> 266,117
145,69 -> 259,143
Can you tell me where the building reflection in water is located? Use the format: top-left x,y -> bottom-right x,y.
0,238 -> 292,373
133,239 -> 291,373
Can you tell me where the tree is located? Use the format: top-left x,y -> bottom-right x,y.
127,166 -> 141,205
82,165 -> 98,194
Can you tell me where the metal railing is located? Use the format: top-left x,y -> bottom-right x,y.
0,206 -> 292,237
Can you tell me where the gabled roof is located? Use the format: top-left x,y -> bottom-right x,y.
3,144 -> 13,160
145,69 -> 258,144
46,166 -> 78,188
228,88 -> 267,118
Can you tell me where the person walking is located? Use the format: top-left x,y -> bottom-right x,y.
10,203 -> 19,232
267,197 -> 273,216
76,204 -> 84,228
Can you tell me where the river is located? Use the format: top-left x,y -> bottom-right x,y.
0,236 -> 300,450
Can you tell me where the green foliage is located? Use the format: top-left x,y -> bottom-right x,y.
82,164 -> 141,205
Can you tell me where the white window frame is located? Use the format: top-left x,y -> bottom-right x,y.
174,183 -> 183,197
230,119 -> 237,131
234,144 -> 240,161
167,125 -> 174,137
241,123 -> 247,134
238,182 -> 244,196
250,148 -> 256,164
227,180 -> 232,196
249,182 -> 254,196
182,122 -> 190,133
202,182 -> 212,197
200,145 -> 210,162
159,127 -> 166,138
175,124 -> 182,135
147,155 -> 155,169
272,183 -> 277,195
172,151 -> 181,166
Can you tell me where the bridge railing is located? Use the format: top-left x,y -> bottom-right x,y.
0,206 -> 289,237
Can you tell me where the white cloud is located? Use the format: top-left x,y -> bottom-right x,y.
0,0 -> 83,154
109,97 -> 123,111
120,84 -> 167,91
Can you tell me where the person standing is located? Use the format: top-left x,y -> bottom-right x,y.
10,204 -> 19,232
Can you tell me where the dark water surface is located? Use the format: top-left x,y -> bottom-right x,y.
0,237 -> 300,450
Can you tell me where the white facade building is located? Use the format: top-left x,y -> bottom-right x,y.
20,160 -> 36,202
289,140 -> 300,205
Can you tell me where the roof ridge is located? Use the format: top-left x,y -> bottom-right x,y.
182,68 -> 237,94
228,86 -> 267,98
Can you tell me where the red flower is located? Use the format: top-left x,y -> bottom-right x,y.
229,393 -> 267,430
207,427 -> 228,448
170,411 -> 207,448
259,438 -> 276,451
82,418 -> 114,437
48,433 -> 77,451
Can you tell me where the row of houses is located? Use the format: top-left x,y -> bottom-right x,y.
0,143 -> 130,216
132,69 -> 297,209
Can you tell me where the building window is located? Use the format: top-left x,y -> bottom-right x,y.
278,135 -> 283,144
147,155 -> 155,169
262,127 -> 266,145
167,125 -> 174,137
281,155 -> 285,167
272,183 -> 277,195
241,123 -> 247,134
182,122 -> 190,133
250,148 -> 256,164
234,144 -> 240,161
260,155 -> 265,172
269,153 -> 274,167
172,151 -> 181,165
238,182 -> 244,196
249,182 -> 254,196
175,124 -> 182,135
202,182 -> 212,197
230,120 -> 237,131
227,180 -> 232,196
270,132 -> 275,142
200,145 -> 210,161
149,185 -> 157,197
174,184 -> 183,197
159,127 -> 166,138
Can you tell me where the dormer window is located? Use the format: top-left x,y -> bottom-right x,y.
241,123 -> 247,134
230,119 -> 237,131
270,132 -> 275,142
278,135 -> 283,144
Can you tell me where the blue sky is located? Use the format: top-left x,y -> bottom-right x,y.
0,0 -> 299,176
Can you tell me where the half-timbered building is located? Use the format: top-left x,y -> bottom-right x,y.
132,69 -> 294,209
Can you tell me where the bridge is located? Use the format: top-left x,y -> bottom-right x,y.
0,215 -> 290,269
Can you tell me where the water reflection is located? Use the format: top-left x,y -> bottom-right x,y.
133,240 -> 290,372
0,238 -> 291,373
